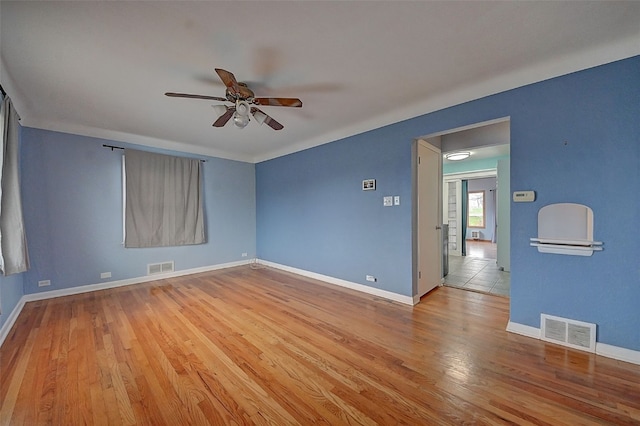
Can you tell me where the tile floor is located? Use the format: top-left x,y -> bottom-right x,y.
444,252 -> 510,297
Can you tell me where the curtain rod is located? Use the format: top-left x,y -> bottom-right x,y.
102,144 -> 206,162
103,144 -> 124,151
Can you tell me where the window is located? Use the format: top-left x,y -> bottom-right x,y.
123,149 -> 205,248
468,190 -> 485,228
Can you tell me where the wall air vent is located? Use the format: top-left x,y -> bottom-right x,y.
147,261 -> 175,276
541,314 -> 596,353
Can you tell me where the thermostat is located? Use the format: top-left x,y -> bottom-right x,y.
513,191 -> 536,202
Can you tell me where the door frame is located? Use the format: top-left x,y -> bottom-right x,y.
412,116 -> 511,302
443,169 -> 497,257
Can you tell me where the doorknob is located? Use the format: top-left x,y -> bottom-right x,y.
435,225 -> 442,230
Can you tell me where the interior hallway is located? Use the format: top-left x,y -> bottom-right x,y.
444,240 -> 510,297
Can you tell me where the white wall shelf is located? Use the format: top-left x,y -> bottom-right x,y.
530,203 -> 603,256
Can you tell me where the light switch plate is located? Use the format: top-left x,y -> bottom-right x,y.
394,196 -> 400,205
383,196 -> 393,206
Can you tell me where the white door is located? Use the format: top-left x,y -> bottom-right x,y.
417,141 -> 442,297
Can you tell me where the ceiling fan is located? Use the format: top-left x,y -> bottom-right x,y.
165,68 -> 302,130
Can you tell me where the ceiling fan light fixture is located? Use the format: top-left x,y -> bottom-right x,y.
252,109 -> 267,125
233,100 -> 251,129
445,151 -> 471,161
166,68 -> 301,130
235,100 -> 250,116
233,112 -> 250,129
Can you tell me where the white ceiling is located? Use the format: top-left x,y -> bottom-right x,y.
2,1 -> 639,163
441,120 -> 510,164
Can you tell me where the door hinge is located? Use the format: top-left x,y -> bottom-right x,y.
418,156 -> 421,164
419,271 -> 421,279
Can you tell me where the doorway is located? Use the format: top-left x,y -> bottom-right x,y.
441,122 -> 510,297
413,118 -> 511,301
466,176 -> 497,260
444,174 -> 509,296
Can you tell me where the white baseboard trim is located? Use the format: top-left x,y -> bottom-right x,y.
0,297 -> 27,348
22,259 -> 251,303
506,320 -> 640,366
506,320 -> 541,339
596,343 -> 640,365
257,259 -> 417,305
0,259 -> 251,347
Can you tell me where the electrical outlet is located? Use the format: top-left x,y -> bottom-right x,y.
242,252 -> 248,257
38,280 -> 51,287
366,275 -> 377,282
100,272 -> 111,279
383,196 -> 393,207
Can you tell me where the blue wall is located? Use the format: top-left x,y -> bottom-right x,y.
5,56 -> 638,353
256,130 -> 413,295
257,56 -> 640,351
20,128 -> 256,294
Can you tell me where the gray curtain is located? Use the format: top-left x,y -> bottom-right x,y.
0,96 -> 30,275
124,149 -> 205,248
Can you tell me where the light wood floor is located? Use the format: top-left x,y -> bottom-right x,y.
465,240 -> 497,259
1,266 -> 639,425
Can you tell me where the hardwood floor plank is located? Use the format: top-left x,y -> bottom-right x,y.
2,265 -> 639,425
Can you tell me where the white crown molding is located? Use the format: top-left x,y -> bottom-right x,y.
20,118 -> 252,163
253,37 -> 640,163
6,36 -> 639,165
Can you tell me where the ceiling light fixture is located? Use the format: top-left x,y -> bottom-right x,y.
445,151 -> 471,161
252,109 -> 267,126
233,100 -> 251,129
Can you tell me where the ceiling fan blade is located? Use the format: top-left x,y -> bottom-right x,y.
253,97 -> 303,108
165,92 -> 228,102
215,68 -> 240,94
213,107 -> 235,127
251,107 -> 284,130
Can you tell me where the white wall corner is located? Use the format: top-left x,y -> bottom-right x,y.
257,259 -> 416,306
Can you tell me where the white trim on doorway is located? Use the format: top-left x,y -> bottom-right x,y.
443,169 -> 497,256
